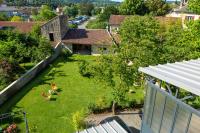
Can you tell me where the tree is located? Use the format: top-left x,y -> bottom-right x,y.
78,2 -> 94,16
188,0 -> 200,14
145,0 -> 171,16
98,5 -> 119,21
119,0 -> 146,15
32,5 -> 56,21
0,13 -> 9,21
0,58 -> 24,90
10,16 -> 22,21
63,5 -> 78,18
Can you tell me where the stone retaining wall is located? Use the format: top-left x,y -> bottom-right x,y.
0,42 -> 62,106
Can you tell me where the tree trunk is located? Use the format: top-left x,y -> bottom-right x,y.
112,101 -> 116,115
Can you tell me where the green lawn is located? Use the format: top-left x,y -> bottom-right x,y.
0,55 -> 143,133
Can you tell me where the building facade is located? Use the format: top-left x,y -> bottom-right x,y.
41,15 -> 68,42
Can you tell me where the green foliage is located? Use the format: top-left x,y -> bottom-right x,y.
0,29 -> 53,90
145,0 -> 171,16
72,109 -> 87,131
68,23 -> 78,28
92,7 -> 102,15
10,16 -> 23,21
119,0 -> 146,15
98,5 -> 119,21
78,2 -> 94,16
0,13 -> 9,21
0,58 -> 24,91
32,5 -> 56,21
86,19 -> 107,29
63,5 -> 78,18
79,60 -> 93,77
188,0 -> 200,14
88,96 -> 111,113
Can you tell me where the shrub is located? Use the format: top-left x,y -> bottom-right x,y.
72,109 -> 87,131
68,23 -> 78,29
86,19 -> 107,29
88,96 -> 111,113
61,48 -> 72,57
78,60 -> 93,77
0,58 -> 24,91
11,16 -> 23,22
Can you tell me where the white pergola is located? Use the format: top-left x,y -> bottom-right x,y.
139,59 -> 200,96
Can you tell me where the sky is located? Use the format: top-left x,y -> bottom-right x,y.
112,0 -> 181,2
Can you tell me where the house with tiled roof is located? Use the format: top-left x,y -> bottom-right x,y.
40,15 -> 113,55
108,15 -> 128,34
166,1 -> 200,27
0,21 -> 44,33
108,15 -> 181,35
0,15 -> 114,55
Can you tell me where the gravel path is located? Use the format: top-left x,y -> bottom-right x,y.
86,109 -> 142,133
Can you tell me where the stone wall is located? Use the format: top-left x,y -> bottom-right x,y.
0,42 -> 62,106
41,15 -> 68,41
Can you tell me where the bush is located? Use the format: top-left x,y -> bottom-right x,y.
88,96 -> 111,113
78,60 -> 93,77
61,48 -> 72,57
0,58 -> 24,91
86,19 -> 107,29
72,109 -> 87,131
68,23 -> 78,29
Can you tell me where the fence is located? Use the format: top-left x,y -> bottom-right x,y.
0,42 -> 62,106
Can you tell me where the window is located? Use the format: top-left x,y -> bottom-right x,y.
185,16 -> 194,21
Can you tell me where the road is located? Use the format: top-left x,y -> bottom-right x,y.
78,16 -> 96,29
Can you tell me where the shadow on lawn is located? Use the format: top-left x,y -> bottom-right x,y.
0,56 -> 71,113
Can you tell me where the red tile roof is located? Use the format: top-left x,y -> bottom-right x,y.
109,15 -> 181,26
109,15 -> 128,25
62,29 -> 113,45
0,21 -> 44,33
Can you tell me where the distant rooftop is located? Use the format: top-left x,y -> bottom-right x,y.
109,15 -> 180,26
109,15 -> 128,25
0,21 -> 44,33
139,59 -> 200,96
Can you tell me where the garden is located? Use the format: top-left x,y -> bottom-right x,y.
0,55 -> 144,132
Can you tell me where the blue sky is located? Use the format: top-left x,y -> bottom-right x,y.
112,0 -> 181,2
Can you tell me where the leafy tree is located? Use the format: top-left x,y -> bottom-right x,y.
78,2 -> 94,16
0,13 -> 9,21
92,7 -> 102,15
119,0 -> 146,15
98,5 -> 119,21
10,16 -> 23,21
145,0 -> 171,16
188,0 -> 200,14
63,5 -> 78,18
0,58 -> 24,90
33,5 -> 56,21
